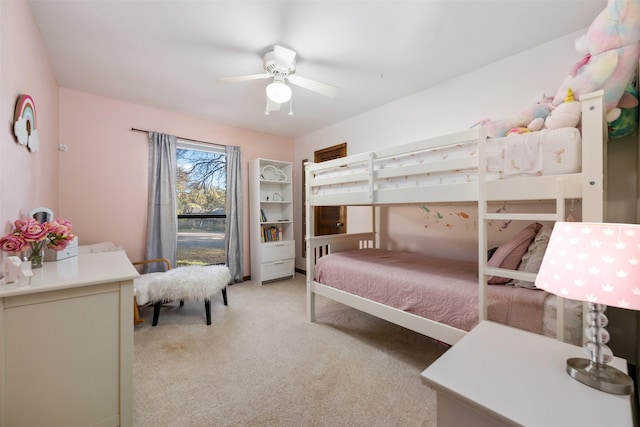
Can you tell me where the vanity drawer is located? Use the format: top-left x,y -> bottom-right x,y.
261,240 -> 294,262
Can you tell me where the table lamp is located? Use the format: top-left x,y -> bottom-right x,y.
534,221 -> 640,395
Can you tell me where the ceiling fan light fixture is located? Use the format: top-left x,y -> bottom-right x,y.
266,77 -> 292,104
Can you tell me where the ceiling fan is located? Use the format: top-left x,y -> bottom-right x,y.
218,45 -> 338,114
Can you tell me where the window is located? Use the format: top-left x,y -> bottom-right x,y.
176,140 -> 226,266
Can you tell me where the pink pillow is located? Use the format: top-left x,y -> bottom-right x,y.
487,223 -> 541,284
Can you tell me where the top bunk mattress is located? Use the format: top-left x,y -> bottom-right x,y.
310,127 -> 581,196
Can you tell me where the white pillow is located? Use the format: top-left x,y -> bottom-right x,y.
78,242 -> 123,254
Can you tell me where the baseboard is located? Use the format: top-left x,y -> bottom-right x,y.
242,271 -> 304,283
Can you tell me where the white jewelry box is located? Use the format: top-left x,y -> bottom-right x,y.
44,236 -> 78,262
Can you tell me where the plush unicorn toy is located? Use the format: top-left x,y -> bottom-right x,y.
475,95 -> 553,138
553,0 -> 640,123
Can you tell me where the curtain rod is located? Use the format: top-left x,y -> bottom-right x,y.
130,127 -> 225,148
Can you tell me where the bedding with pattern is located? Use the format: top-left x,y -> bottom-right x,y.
314,248 -> 550,335
312,127 -> 581,196
314,221 -> 583,345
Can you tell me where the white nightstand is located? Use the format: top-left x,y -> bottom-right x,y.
421,321 -> 635,426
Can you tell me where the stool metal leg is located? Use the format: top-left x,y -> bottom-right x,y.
205,299 -> 211,325
222,288 -> 228,306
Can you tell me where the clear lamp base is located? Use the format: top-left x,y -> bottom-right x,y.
566,357 -> 633,395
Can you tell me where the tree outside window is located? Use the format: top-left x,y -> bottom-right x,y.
176,145 -> 226,266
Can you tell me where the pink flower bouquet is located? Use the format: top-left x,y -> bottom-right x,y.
0,217 -> 75,267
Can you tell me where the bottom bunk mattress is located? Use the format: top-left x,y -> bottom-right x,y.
313,248 -> 581,341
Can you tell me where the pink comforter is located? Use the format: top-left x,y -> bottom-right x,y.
314,248 -> 548,334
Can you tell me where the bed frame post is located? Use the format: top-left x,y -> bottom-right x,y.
579,90 -> 606,223
305,161 -> 316,322
577,90 -> 605,345
373,206 -> 379,248
555,179 -> 569,342
476,127 -> 489,322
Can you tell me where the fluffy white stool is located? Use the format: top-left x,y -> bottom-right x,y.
146,265 -> 230,326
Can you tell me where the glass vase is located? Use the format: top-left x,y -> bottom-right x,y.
25,244 -> 45,269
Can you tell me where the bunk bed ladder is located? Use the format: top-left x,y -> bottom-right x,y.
479,159 -> 577,341
481,184 -> 573,342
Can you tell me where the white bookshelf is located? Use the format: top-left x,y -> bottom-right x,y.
249,158 -> 295,285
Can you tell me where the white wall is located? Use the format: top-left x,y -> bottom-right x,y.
294,29 -> 588,269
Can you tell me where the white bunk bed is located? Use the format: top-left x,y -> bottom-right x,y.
304,91 -> 607,346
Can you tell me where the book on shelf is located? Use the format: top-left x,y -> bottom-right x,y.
260,209 -> 267,222
261,225 -> 283,242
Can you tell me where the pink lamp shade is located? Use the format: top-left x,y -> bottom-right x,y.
535,222 -> 640,310
535,222 -> 639,395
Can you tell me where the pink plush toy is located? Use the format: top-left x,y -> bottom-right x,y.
479,95 -> 553,138
553,0 -> 640,121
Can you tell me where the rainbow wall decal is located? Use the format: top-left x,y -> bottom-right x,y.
13,94 -> 39,152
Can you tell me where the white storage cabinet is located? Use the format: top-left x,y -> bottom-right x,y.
0,250 -> 138,427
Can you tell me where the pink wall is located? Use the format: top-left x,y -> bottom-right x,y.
59,89 -> 294,276
0,0 -> 59,234
0,0 -> 293,278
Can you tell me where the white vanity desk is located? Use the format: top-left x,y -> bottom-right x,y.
421,321 -> 635,427
0,250 -> 139,427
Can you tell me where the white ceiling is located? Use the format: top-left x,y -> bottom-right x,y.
28,0 -> 606,138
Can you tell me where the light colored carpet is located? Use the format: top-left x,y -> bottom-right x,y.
134,273 -> 448,426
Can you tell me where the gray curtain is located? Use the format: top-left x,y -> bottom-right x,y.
225,145 -> 244,282
145,132 -> 177,272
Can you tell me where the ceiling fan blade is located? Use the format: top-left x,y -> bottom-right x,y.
287,74 -> 338,97
218,73 -> 271,83
273,45 -> 296,69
